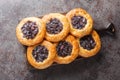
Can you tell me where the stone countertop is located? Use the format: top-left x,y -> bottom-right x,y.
0,0 -> 120,80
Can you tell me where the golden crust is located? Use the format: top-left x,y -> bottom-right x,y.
16,17 -> 45,46
42,13 -> 70,42
66,8 -> 93,38
27,40 -> 56,69
54,35 -> 79,64
78,30 -> 101,58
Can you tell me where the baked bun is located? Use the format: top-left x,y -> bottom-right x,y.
54,35 -> 79,64
42,13 -> 70,42
78,30 -> 101,58
16,17 -> 45,46
27,40 -> 56,69
66,8 -> 93,38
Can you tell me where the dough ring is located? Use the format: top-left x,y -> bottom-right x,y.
16,17 -> 45,46
54,35 -> 79,64
78,30 -> 101,58
27,40 -> 56,69
42,13 -> 70,42
66,8 -> 93,38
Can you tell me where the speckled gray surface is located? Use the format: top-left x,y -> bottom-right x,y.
0,0 -> 120,80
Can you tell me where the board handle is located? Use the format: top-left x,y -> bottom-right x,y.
96,23 -> 116,37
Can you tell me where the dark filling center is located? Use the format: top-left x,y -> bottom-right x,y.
21,21 -> 38,39
71,15 -> 87,29
80,35 -> 96,50
32,45 -> 48,62
56,41 -> 73,57
46,18 -> 63,34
